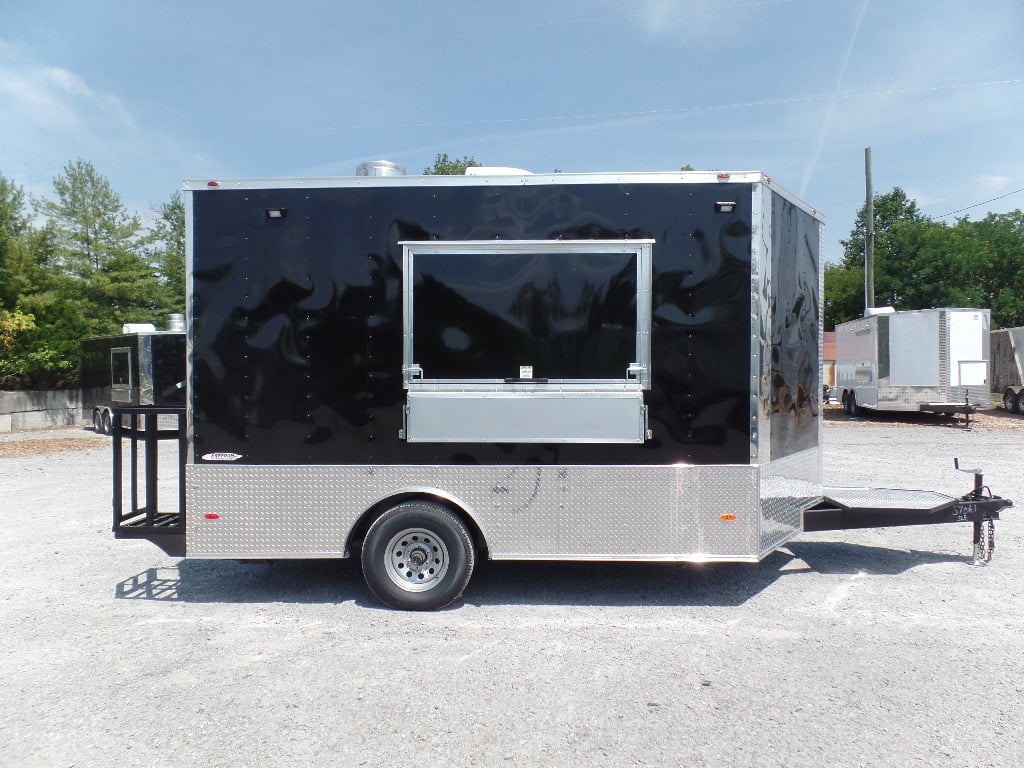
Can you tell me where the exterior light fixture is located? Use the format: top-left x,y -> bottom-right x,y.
265,208 -> 287,219
715,201 -> 737,213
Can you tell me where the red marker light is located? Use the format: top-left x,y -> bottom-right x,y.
204,513 -> 221,520
207,181 -> 220,187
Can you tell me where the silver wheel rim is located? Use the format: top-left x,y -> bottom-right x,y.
383,527 -> 450,593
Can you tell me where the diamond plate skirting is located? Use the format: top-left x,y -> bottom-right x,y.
186,463 -> 806,562
759,446 -> 820,553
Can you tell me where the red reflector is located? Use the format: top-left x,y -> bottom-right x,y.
204,513 -> 221,520
207,181 -> 220,187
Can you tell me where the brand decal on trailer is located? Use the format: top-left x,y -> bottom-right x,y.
201,452 -> 244,462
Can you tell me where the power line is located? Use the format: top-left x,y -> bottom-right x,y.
348,76 -> 1024,133
935,187 -> 1024,219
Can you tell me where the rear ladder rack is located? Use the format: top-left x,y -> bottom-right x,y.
112,406 -> 186,557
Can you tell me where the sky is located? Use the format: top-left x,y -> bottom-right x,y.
2,0 -> 1023,263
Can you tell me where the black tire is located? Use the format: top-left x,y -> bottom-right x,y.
1012,390 -> 1023,415
92,409 -> 104,434
1003,389 -> 1016,413
101,411 -> 113,436
361,501 -> 475,611
846,391 -> 860,417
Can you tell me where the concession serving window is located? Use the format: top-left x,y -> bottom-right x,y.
400,240 -> 653,443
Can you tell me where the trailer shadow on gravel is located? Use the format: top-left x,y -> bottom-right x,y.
113,540 -> 971,609
781,540 -> 971,575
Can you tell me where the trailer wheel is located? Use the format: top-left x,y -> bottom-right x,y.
101,410 -> 113,436
361,501 -> 475,611
845,391 -> 860,417
92,409 -> 104,434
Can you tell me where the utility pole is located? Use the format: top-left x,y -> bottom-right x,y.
864,147 -> 875,313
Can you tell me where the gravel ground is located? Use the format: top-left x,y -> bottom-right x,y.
1,416 -> 1021,767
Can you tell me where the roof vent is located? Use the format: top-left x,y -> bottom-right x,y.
356,160 -> 406,177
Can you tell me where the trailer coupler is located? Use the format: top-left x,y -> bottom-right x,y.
954,458 -> 1006,566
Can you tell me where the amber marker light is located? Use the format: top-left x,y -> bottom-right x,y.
720,513 -> 737,521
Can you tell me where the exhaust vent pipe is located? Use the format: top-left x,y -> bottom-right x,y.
356,160 -> 406,177
167,314 -> 186,332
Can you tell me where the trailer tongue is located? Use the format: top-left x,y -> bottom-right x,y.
808,471 -> 1010,566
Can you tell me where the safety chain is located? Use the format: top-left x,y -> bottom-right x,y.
980,517 -> 996,564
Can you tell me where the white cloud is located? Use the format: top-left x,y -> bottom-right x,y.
622,0 -> 797,42
975,175 -> 1016,197
0,39 -> 190,211
0,42 -> 136,143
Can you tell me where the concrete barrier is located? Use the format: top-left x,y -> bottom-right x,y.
0,389 -> 83,432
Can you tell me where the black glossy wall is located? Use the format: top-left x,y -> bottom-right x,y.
190,181 -> 757,466
767,194 -> 821,459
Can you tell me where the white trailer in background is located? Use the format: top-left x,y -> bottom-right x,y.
990,326 -> 1024,413
835,307 -> 990,416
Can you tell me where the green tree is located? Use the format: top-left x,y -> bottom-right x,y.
423,153 -> 482,175
0,175 -> 33,308
827,187 -> 936,327
839,187 -> 929,269
970,210 -> 1024,328
147,191 -> 186,311
823,262 -> 864,330
828,187 -> 1024,330
36,159 -> 173,333
858,217 -> 983,314
36,158 -> 144,280
89,248 -> 174,330
3,293 -> 88,388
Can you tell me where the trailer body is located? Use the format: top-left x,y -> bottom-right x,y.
835,308 -> 990,415
110,170 -> 1010,609
171,172 -> 821,566
80,329 -> 186,433
990,326 -> 1024,413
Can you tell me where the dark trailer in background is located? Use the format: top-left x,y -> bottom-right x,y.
111,169 -> 1008,610
80,322 -> 186,434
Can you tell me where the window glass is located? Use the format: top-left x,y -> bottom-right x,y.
412,251 -> 638,380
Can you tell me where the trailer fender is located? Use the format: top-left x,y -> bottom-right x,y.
346,488 -> 490,561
